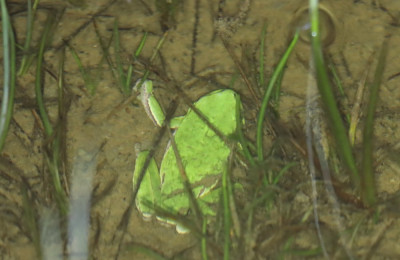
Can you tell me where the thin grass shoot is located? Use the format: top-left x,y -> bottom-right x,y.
0,0 -> 16,151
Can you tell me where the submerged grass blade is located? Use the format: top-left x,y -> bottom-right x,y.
34,13 -> 69,215
256,30 -> 299,161
271,70 -> 284,113
309,0 -> 360,190
235,92 -> 255,166
259,23 -> 267,88
46,152 -> 68,215
18,0 -> 40,75
113,20 -> 151,94
272,162 -> 297,185
67,44 -> 97,95
201,218 -> 208,260
21,181 -> 42,258
93,18 -> 115,77
136,32 -> 168,90
222,155 -> 232,260
328,61 -> 351,124
113,19 -> 129,94
134,31 -> 148,59
349,60 -> 371,146
124,32 -> 148,91
361,39 -> 388,206
52,48 -> 69,216
0,0 -> 16,151
125,32 -> 148,92
35,13 -> 55,136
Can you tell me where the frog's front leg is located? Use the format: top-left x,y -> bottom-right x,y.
132,150 -> 162,218
137,80 -> 166,127
136,79 -> 183,129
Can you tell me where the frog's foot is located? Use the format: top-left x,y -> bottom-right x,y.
176,224 -> 190,234
155,216 -> 190,234
140,212 -> 153,222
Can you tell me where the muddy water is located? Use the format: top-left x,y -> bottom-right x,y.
1,0 -> 400,259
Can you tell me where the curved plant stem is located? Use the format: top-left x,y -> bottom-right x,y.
0,0 -> 16,151
35,14 -> 55,136
256,30 -> 299,161
309,0 -> 360,190
361,40 -> 388,206
18,0 -> 40,75
222,160 -> 231,260
259,23 -> 267,88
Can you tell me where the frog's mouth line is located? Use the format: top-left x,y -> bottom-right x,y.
163,174 -> 221,199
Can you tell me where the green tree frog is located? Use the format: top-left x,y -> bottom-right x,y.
133,80 -> 242,232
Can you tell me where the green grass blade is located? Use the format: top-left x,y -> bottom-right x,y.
113,19 -> 129,94
259,23 -> 267,88
35,13 -> 55,136
33,13 -> 68,213
53,48 -> 69,215
135,32 -> 168,89
125,65 -> 134,91
67,44 -> 97,95
256,30 -> 299,161
134,31 -> 148,59
234,90 -> 255,166
0,0 -> 16,151
18,0 -> 40,75
328,62 -> 346,97
309,0 -> 360,189
150,31 -> 168,62
361,40 -> 388,206
268,69 -> 285,121
328,62 -> 351,123
222,160 -> 231,260
201,217 -> 208,260
272,162 -> 297,185
93,18 -> 115,75
21,182 -> 42,258
123,32 -> 148,92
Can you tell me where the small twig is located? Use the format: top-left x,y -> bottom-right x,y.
220,38 -> 260,105
349,53 -> 375,145
166,124 -> 204,229
113,99 -> 178,260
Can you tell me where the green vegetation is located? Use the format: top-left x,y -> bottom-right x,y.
18,0 -> 40,76
256,30 -> 299,161
310,0 -> 388,207
0,0 -> 16,152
